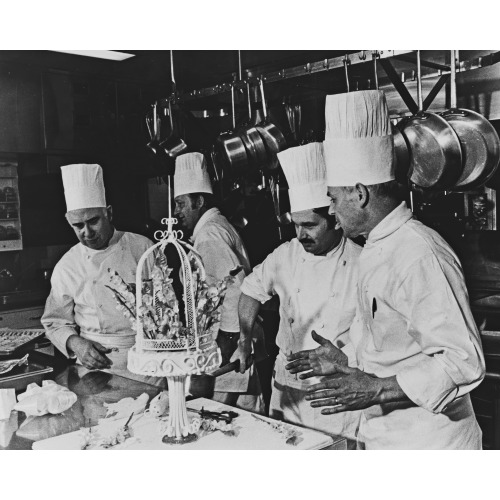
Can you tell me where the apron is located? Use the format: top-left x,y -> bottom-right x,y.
269,352 -> 360,441
80,331 -> 166,388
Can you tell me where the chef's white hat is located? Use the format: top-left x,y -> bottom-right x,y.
278,142 -> 331,213
174,152 -> 213,198
61,164 -> 106,212
324,90 -> 395,187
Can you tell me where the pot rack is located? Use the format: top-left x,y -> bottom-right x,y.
157,49 -> 500,115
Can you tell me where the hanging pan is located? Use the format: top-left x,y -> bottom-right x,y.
238,81 -> 268,170
255,77 -> 287,170
441,50 -> 500,191
159,51 -> 188,158
398,50 -> 462,190
370,51 -> 410,184
213,83 -> 248,178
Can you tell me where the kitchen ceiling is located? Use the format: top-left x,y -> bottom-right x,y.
1,49 -> 498,115
0,49 -> 357,89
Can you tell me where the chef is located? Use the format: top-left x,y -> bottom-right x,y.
237,142 -> 361,440
304,89 -> 485,449
42,164 -> 161,385
173,152 -> 264,413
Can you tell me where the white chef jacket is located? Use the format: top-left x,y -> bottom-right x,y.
241,236 -> 362,438
192,208 -> 251,333
350,202 -> 485,449
42,230 -> 154,359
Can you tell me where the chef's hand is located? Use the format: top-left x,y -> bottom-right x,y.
306,366 -> 408,414
236,337 -> 253,374
285,330 -> 347,378
66,335 -> 113,370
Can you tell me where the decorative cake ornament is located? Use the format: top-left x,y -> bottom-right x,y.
107,176 -> 229,444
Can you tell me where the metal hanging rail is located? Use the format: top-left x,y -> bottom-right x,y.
157,49 -> 500,108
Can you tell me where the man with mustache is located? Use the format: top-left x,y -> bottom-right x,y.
237,143 -> 361,440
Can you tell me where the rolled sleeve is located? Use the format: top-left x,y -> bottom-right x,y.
240,252 -> 277,305
395,255 -> 485,413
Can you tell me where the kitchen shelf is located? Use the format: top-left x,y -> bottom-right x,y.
0,161 -> 22,251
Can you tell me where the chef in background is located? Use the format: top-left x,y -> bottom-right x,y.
42,164 -> 162,385
237,142 -> 361,441
173,152 -> 264,413
302,89 -> 485,449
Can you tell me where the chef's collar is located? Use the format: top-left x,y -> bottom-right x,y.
192,207 -> 220,242
82,228 -> 120,254
366,201 -> 413,246
299,234 -> 346,261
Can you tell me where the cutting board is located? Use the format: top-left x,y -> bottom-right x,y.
33,398 -> 342,450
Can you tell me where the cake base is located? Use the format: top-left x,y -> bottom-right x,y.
162,433 -> 198,445
127,342 -> 221,377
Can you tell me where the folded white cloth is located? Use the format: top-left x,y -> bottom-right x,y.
0,388 -> 16,420
14,380 -> 77,417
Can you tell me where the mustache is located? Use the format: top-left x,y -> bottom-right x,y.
299,238 -> 315,244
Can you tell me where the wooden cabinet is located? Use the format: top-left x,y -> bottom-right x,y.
42,72 -> 117,152
0,66 -> 42,153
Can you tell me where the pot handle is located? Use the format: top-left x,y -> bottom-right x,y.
416,50 -> 423,112
210,354 -> 254,377
344,56 -> 350,93
259,77 -> 268,121
450,49 -> 457,109
230,84 -> 236,131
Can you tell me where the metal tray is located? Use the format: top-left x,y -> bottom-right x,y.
0,361 -> 53,392
0,329 -> 45,356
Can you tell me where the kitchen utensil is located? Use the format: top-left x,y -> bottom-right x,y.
371,52 -> 410,184
159,51 -> 188,158
146,103 -> 161,154
441,50 -> 500,191
255,77 -> 287,170
398,50 -> 462,190
213,84 -> 248,177
187,407 -> 239,423
239,82 -> 268,170
187,354 -> 254,399
159,98 -> 188,158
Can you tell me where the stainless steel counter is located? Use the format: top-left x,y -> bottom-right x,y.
0,365 -> 161,450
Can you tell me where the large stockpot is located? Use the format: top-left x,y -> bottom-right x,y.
398,50 -> 462,190
441,50 -> 500,191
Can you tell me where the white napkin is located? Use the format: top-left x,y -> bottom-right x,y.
14,380 -> 77,417
0,388 -> 16,420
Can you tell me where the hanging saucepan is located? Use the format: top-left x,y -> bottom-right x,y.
213,84 -> 248,178
238,82 -> 268,170
255,77 -> 287,170
441,50 -> 500,191
398,50 -> 462,190
159,98 -> 188,158
392,124 -> 411,183
146,103 -> 161,154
